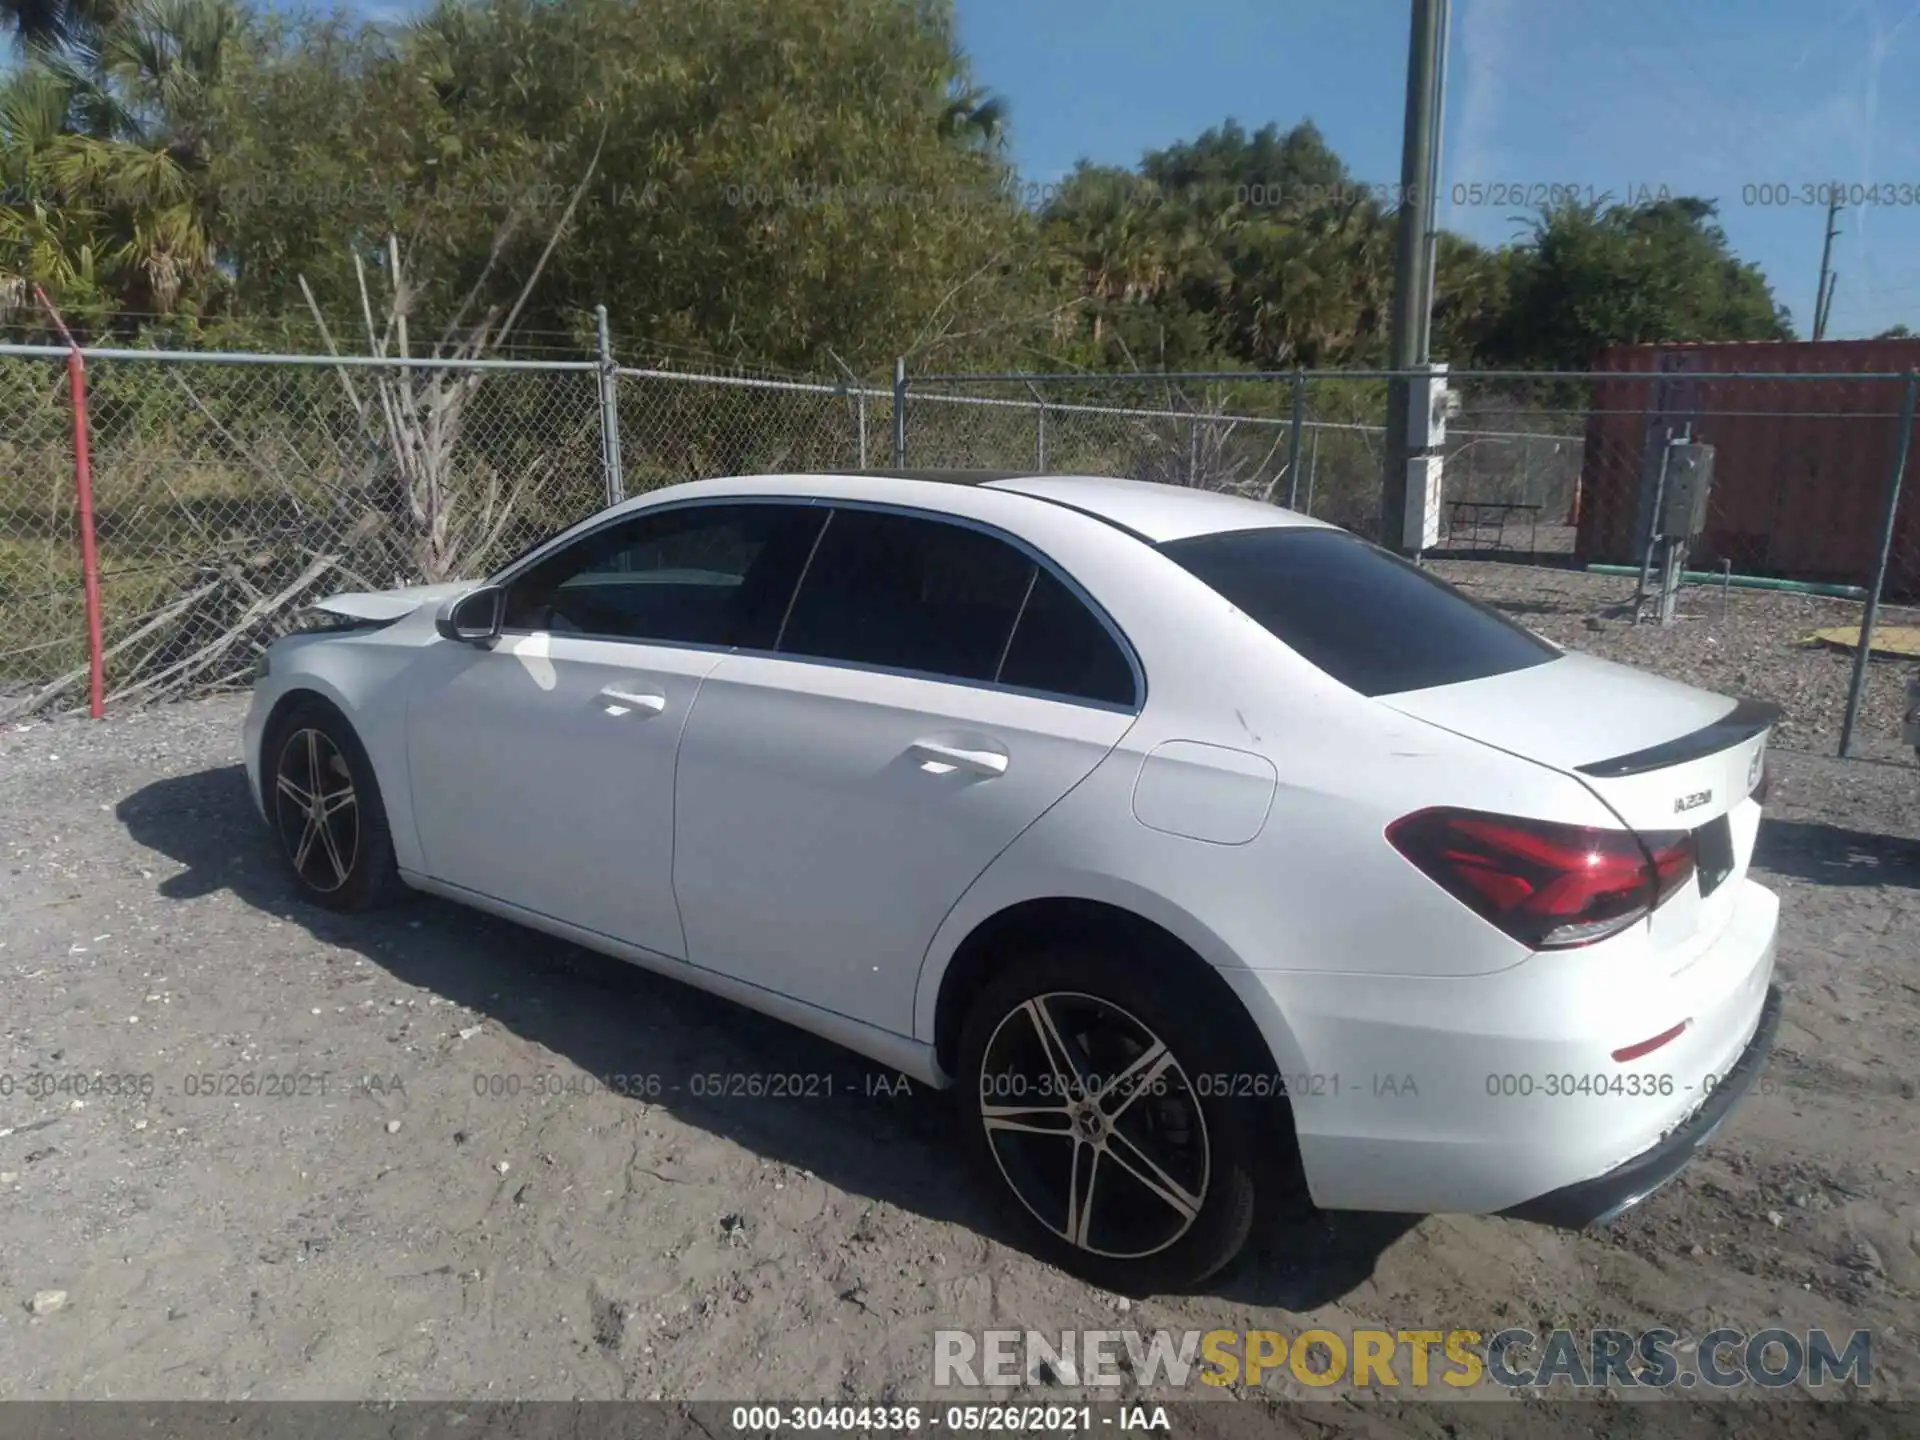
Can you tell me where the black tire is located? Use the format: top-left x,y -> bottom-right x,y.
956,944 -> 1281,1294
262,698 -> 407,912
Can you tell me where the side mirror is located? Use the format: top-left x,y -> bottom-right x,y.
435,585 -> 505,645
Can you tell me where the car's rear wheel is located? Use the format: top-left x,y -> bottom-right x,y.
264,699 -> 405,911
956,945 -> 1271,1293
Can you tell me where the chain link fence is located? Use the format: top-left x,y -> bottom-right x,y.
1563,370 -> 1918,592
1552,365 -> 1920,761
616,369 -> 892,491
1,350 -> 606,713
0,354 -> 83,702
899,373 -> 1588,546
4,342 -> 1918,761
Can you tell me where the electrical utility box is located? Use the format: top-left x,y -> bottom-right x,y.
1657,442 -> 1715,539
1404,364 -> 1451,550
1408,362 -> 1452,451
1406,455 -> 1444,551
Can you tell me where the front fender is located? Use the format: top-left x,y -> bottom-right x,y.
245,632 -> 425,871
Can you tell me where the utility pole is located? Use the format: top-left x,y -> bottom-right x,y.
1380,0 -> 1447,553
1813,192 -> 1842,341
1417,0 -> 1451,365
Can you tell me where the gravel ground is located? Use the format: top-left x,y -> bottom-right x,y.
1,560 -> 1917,1433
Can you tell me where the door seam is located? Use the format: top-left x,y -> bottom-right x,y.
908,710 -> 1146,1037
666,649 -> 733,962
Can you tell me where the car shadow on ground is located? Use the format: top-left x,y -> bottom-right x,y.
1753,816 -> 1920,888
117,763 -> 1414,1307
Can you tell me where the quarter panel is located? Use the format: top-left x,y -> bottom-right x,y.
913,660 -> 1622,1049
1131,740 -> 1277,844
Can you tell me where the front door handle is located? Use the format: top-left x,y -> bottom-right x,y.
909,739 -> 1008,777
598,686 -> 667,717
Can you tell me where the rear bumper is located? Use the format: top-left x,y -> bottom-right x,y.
1500,981 -> 1782,1227
1219,876 -> 1780,1214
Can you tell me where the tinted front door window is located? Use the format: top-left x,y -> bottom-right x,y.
502,502 -> 823,649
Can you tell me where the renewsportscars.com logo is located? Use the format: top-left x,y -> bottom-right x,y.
932,1327 -> 1872,1393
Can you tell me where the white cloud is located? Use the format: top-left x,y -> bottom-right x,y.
1449,0 -> 1522,229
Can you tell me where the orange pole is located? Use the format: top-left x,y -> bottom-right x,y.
35,286 -> 105,719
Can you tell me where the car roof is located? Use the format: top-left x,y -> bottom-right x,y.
650,471 -> 1327,544
982,474 -> 1323,543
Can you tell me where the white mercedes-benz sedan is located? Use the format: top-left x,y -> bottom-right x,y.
244,469 -> 1781,1291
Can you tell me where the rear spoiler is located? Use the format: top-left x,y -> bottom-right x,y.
1575,698 -> 1783,779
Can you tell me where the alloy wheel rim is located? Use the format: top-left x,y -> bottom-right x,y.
978,991 -> 1210,1260
273,728 -> 359,893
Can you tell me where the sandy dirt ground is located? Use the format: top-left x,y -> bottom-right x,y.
1,564 -> 1917,1435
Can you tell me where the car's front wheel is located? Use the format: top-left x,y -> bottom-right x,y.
956,945 -> 1276,1293
263,699 -> 406,911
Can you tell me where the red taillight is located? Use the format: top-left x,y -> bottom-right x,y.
1646,831 -> 1696,906
1386,808 -> 1697,950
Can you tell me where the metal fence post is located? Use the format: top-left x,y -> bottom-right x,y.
826,353 -> 868,468
892,357 -> 908,467
1029,382 -> 1047,473
35,286 -> 104,719
1839,369 -> 1919,758
1286,370 -> 1305,508
1633,428 -> 1675,623
595,305 -> 625,506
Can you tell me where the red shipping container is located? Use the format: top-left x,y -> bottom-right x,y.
1574,340 -> 1920,598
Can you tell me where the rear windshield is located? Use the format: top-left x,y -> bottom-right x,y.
1158,527 -> 1560,697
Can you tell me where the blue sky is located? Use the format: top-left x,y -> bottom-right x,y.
52,0 -> 1913,337
954,0 -> 1920,339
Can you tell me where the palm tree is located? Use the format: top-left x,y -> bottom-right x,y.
1047,166 -> 1195,346
0,67 -> 98,314
937,84 -> 1006,152
2,0 -> 121,50
0,0 -> 230,319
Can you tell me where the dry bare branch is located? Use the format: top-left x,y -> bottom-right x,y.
105,552 -> 339,706
0,578 -> 223,721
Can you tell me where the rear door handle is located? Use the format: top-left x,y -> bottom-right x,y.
909,740 -> 1008,777
598,686 -> 667,717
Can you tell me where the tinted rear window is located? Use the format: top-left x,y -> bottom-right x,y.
999,566 -> 1137,707
777,508 -> 1034,682
1158,527 -> 1559,696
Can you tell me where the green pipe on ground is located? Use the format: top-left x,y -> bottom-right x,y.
1584,564 -> 1867,600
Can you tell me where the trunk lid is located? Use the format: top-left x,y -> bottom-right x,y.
1379,651 -> 1776,965
1377,651 -> 1771,831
